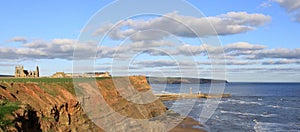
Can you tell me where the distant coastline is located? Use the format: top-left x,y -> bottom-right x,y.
0,75 -> 14,78
146,77 -> 228,84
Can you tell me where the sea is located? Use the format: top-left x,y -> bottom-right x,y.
150,83 -> 300,132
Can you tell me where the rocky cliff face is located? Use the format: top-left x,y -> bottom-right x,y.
0,76 -> 205,132
0,81 -> 102,131
0,76 -> 168,131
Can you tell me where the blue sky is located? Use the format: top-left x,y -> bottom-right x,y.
0,0 -> 300,82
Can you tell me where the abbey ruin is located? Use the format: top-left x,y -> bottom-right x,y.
15,65 -> 39,78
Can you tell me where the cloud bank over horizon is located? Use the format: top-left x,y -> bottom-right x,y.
1,37 -> 299,67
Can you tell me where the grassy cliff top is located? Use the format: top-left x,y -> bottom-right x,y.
0,77 -> 111,83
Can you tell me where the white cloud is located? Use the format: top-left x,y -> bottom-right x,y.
274,0 -> 300,22
260,0 -> 273,8
227,67 -> 300,73
133,60 -> 179,67
0,38 -> 95,60
262,59 -> 300,65
95,12 -> 271,41
218,12 -> 271,26
225,42 -> 267,52
129,59 -> 257,68
0,37 -> 179,60
275,0 -> 300,11
171,42 -> 266,56
9,37 -> 28,43
253,48 -> 300,59
2,37 -> 300,68
199,60 -> 258,65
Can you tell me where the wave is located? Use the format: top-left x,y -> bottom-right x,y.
220,110 -> 277,117
154,90 -> 176,94
266,105 -> 300,110
226,99 -> 262,105
253,120 -> 300,132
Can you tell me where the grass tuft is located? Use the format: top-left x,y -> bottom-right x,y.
0,100 -> 20,127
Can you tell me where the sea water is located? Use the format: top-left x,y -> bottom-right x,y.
151,83 -> 300,132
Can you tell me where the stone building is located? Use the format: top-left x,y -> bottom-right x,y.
51,72 -> 66,78
84,72 -> 111,77
15,65 -> 39,78
51,71 -> 111,78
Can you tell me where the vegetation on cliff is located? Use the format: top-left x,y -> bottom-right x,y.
0,101 -> 19,128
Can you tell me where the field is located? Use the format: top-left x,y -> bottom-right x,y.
0,77 -> 111,83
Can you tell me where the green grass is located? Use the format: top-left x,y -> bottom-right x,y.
37,84 -> 58,97
0,78 -> 73,83
0,100 -> 20,127
0,77 -> 111,83
0,77 -> 112,97
57,82 -> 75,95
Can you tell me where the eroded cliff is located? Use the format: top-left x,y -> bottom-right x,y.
0,76 -> 205,132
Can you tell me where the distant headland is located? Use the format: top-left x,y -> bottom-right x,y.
147,77 -> 228,84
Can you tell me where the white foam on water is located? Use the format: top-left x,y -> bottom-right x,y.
267,105 -> 281,108
260,113 -> 277,118
221,110 -> 259,116
220,110 -> 277,117
266,105 -> 300,110
253,120 -> 300,132
227,99 -> 262,105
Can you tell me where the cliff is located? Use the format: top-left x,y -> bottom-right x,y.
0,79 -> 102,131
0,76 -> 205,131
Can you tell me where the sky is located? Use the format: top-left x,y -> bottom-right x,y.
0,0 -> 300,82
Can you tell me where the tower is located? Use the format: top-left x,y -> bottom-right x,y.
14,65 -> 22,77
14,66 -> 18,77
36,66 -> 39,77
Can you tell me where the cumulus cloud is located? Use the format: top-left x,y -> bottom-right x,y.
133,60 -> 179,67
9,37 -> 28,43
95,12 -> 271,41
0,38 -> 94,60
274,0 -> 300,22
173,44 -> 206,56
251,48 -> 300,59
217,12 -> 271,26
2,36 -> 300,68
97,40 -> 176,59
0,37 -> 178,60
262,59 -> 300,65
225,45 -> 300,60
170,42 -> 266,56
128,59 -> 257,69
225,42 -> 267,52
275,0 -> 300,11
227,67 -> 300,73
198,60 -> 258,65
